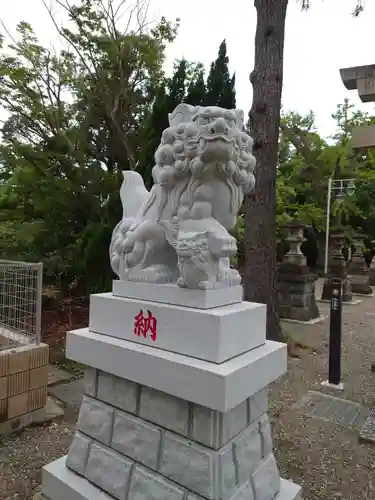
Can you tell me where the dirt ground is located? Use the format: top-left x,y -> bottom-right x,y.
41,296 -> 89,364
1,279 -> 375,499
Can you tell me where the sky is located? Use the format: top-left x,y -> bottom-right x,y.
2,0 -> 375,139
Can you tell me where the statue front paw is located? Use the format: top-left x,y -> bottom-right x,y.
197,280 -> 214,290
222,238 -> 237,255
177,277 -> 188,288
230,269 -> 242,285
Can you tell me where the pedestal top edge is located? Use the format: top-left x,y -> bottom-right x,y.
111,279 -> 246,310
93,290 -> 266,312
66,329 -> 286,411
67,327 -> 285,376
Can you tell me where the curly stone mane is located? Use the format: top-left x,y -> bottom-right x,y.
139,106 -> 256,224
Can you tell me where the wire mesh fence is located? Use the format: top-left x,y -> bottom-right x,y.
0,260 -> 43,350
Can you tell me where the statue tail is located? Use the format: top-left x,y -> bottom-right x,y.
110,171 -> 150,278
120,170 -> 149,220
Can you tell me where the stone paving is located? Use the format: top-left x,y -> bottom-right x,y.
359,409 -> 375,443
293,391 -> 368,429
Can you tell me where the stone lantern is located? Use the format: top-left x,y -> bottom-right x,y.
278,221 -> 320,322
347,233 -> 372,295
321,228 -> 352,302
283,221 -> 306,266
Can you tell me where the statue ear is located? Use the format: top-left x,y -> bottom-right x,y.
169,103 -> 197,127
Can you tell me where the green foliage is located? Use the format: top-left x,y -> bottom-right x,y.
137,58 -> 205,188
0,8 -> 237,294
185,66 -> 206,105
231,214 -> 245,268
0,0 -> 177,292
205,40 -> 236,109
275,101 -> 375,256
137,39 -> 236,186
236,100 -> 375,266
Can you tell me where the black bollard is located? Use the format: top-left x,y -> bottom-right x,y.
328,277 -> 343,386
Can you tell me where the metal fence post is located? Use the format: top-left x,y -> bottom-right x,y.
35,262 -> 43,346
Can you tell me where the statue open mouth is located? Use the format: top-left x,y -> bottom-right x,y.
201,133 -> 234,143
199,135 -> 234,162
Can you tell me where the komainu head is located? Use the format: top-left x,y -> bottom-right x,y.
151,103 -> 256,195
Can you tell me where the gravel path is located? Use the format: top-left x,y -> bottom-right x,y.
1,279 -> 375,500
0,420 -> 74,500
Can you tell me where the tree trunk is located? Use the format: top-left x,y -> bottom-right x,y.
244,0 -> 288,341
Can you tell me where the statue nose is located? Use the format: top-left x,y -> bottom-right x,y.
211,117 -> 229,135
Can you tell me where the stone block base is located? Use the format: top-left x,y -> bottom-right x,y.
0,343 -> 49,422
321,278 -> 353,302
279,304 -> 319,322
349,276 -> 372,295
39,456 -> 302,500
38,292 -> 302,500
37,369 -> 302,500
278,271 -> 320,323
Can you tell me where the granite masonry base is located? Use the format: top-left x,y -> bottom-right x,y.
37,457 -> 302,500
352,291 -> 375,298
38,369 -> 301,500
38,278 -> 302,500
321,277 -> 353,303
0,343 -> 49,424
347,264 -> 372,295
278,264 -> 320,323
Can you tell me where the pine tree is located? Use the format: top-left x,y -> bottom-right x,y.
186,69 -> 206,106
137,46 -> 238,186
205,40 -> 236,109
168,59 -> 189,104
137,60 -> 189,187
137,87 -> 169,188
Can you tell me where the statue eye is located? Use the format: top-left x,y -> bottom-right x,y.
198,116 -> 209,125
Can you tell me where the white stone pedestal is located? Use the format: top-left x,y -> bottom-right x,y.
37,284 -> 302,500
88,293 -> 266,363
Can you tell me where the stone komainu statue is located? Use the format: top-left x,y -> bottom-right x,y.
109,103 -> 256,289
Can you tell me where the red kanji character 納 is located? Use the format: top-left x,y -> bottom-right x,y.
133,309 -> 157,342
